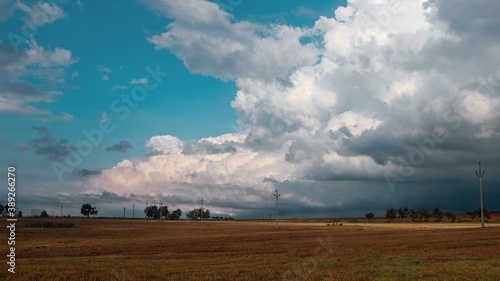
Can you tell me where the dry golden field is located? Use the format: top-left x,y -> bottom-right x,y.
1,217 -> 500,281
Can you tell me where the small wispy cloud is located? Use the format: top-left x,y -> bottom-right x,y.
106,140 -> 133,154
40,112 -> 74,122
129,78 -> 148,85
112,85 -> 128,90
97,65 -> 112,73
101,74 -> 110,81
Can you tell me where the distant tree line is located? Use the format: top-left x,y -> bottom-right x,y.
0,203 -> 22,217
365,206 -> 493,222
144,205 -> 182,220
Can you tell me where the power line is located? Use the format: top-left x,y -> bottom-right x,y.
475,162 -> 485,228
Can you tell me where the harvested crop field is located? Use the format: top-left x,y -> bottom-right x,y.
1,218 -> 500,280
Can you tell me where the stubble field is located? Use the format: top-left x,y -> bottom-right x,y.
1,217 -> 500,281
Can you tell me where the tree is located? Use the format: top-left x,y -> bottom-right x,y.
365,212 -> 375,220
420,208 -> 431,221
17,211 -> 22,218
186,208 -> 210,220
168,208 -> 182,220
385,208 -> 397,221
80,203 -> 98,218
159,206 -> 169,219
409,209 -> 420,222
145,205 -> 159,219
0,203 -> 7,216
467,209 -> 479,220
468,208 -> 491,221
444,211 -> 456,222
40,210 -> 49,218
483,208 -> 492,220
432,207 -> 443,222
397,207 -> 409,220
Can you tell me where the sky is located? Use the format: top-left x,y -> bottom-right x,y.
1,0 -> 499,219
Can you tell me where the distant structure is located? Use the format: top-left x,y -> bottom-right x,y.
274,189 -> 280,229
31,209 -> 43,217
475,162 -> 485,228
132,204 -> 135,219
200,197 -> 204,221
160,200 -> 163,220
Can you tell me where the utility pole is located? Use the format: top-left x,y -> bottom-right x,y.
123,207 -> 126,218
274,189 -> 280,229
145,200 -> 149,220
160,200 -> 163,220
476,162 -> 485,228
132,204 -> 135,219
200,197 -> 204,221
60,205 -> 63,217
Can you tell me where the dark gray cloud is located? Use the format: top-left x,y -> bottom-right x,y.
424,0 -> 500,42
106,140 -> 133,153
0,38 -> 74,115
29,126 -> 76,161
75,169 -> 102,177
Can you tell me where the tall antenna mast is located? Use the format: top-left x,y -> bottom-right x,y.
160,200 -> 163,220
475,162 -> 485,228
274,189 -> 280,229
200,197 -> 204,221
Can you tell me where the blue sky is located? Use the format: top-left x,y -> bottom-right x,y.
1,0 -> 499,219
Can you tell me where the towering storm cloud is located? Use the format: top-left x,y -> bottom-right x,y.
84,0 -> 500,217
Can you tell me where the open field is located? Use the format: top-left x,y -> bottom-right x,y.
1,218 -> 500,280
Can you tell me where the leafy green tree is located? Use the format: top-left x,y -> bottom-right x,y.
432,207 -> 443,222
444,211 -> 456,222
468,208 -> 492,221
397,207 -> 409,219
168,208 -> 182,220
40,210 -> 49,218
365,212 -> 375,219
0,203 -> 7,215
483,208 -> 492,220
467,209 -> 479,220
80,203 -> 98,218
145,205 -> 158,219
420,208 -> 431,221
159,206 -> 169,219
409,209 -> 420,222
186,208 -> 210,220
385,208 -> 397,221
